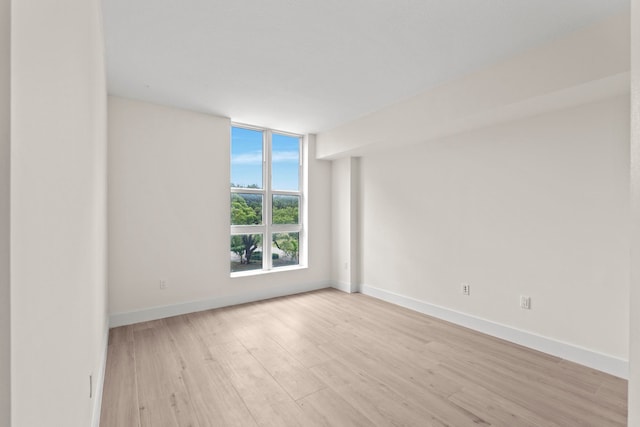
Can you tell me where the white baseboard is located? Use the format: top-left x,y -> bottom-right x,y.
361,284 -> 628,379
91,325 -> 109,427
109,281 -> 331,327
331,281 -> 354,293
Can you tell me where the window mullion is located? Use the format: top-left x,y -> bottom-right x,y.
264,130 -> 273,270
230,187 -> 263,195
271,224 -> 301,233
298,137 -> 304,265
231,225 -> 265,235
271,190 -> 300,196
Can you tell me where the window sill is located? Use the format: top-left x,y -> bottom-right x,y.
230,264 -> 308,279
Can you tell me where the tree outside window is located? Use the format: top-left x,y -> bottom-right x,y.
230,125 -> 303,273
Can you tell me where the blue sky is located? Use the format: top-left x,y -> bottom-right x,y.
231,127 -> 300,190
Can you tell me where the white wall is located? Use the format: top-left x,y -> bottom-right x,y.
0,0 -> 9,424
359,96 -> 629,367
629,0 -> 640,422
331,157 -> 359,292
10,0 -> 108,425
317,13 -> 629,159
108,97 -> 332,322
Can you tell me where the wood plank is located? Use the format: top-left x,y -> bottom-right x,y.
232,325 -> 327,400
108,325 -> 134,346
316,339 -> 487,426
180,366 -> 258,427
133,327 -> 185,402
101,288 -> 628,426
139,392 -> 200,427
164,315 -> 258,426
99,342 -> 140,427
439,357 -> 625,426
448,386 -> 560,427
207,340 -> 322,426
297,388 -> 373,427
310,358 -> 481,427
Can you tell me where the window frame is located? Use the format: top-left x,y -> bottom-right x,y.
230,123 -> 304,274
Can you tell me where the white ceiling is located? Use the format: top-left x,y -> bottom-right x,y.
102,0 -> 628,134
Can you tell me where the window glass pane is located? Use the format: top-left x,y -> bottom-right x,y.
271,133 -> 299,191
230,234 -> 263,272
272,232 -> 299,268
231,127 -> 263,189
272,195 -> 299,225
231,193 -> 262,225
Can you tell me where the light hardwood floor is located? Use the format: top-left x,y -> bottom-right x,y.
100,288 -> 627,426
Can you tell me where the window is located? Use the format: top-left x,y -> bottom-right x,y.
230,124 -> 303,274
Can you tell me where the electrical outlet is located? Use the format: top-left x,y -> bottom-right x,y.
159,279 -> 168,290
461,283 -> 470,296
520,295 -> 531,310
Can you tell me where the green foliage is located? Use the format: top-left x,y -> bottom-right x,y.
273,233 -> 299,262
230,235 -> 245,260
272,206 -> 298,224
231,194 -> 298,268
231,194 -> 298,225
231,234 -> 262,265
272,196 -> 298,224
231,194 -> 262,225
250,252 -> 279,261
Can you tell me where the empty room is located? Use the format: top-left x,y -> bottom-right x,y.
3,0 -> 640,426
